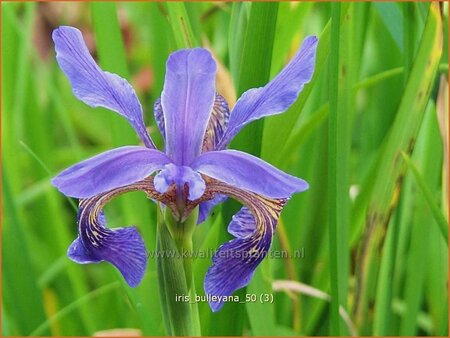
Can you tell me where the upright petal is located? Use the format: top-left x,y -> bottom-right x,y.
202,177 -> 286,311
52,146 -> 171,198
192,149 -> 309,199
161,48 -> 216,165
69,191 -> 148,287
154,93 -> 230,153
52,26 -> 155,148
153,97 -> 166,142
217,36 -> 318,149
202,94 -> 230,152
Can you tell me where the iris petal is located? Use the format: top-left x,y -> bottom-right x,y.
227,207 -> 255,238
52,26 -> 154,148
217,36 -> 318,149
154,93 -> 229,153
153,97 -> 166,143
192,149 -> 309,199
202,177 -> 286,311
67,176 -> 200,287
204,236 -> 265,311
70,198 -> 148,287
161,48 -> 216,165
202,94 -> 230,152
52,146 -> 171,198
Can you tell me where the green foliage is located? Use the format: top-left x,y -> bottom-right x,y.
2,1 -> 448,336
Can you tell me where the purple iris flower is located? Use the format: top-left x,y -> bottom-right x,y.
51,26 -> 317,312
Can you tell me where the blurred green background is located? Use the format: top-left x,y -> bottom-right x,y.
2,1 -> 448,336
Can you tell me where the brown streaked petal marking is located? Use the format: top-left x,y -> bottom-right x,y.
202,176 -> 286,236
202,93 -> 230,152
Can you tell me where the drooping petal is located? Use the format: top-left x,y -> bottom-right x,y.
52,26 -> 155,148
154,163 -> 206,201
161,48 -> 217,165
201,177 -> 286,311
227,207 -> 255,238
198,194 -> 227,224
216,36 -> 318,149
67,177 -> 198,287
192,149 -> 309,199
205,236 -> 266,311
69,197 -> 148,287
52,146 -> 171,198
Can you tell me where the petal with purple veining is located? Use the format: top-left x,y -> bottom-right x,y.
52,26 -> 154,148
52,146 -> 171,198
161,48 -> 216,164
227,207 -> 255,238
69,199 -> 147,287
201,177 -> 285,311
192,149 -> 309,199
217,36 -> 318,149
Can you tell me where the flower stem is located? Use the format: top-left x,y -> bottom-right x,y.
156,206 -> 201,336
164,206 -> 198,290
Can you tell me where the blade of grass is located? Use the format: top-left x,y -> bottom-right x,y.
392,299 -> 434,334
279,103 -> 329,168
401,152 -> 448,243
354,67 -> 403,91
166,2 -> 198,49
29,282 -> 121,336
287,124 -> 330,335
228,2 -> 249,86
352,2 -> 371,77
328,3 -> 353,335
9,2 -> 35,142
276,217 -> 301,331
228,2 -> 251,87
399,103 -> 443,335
272,280 -> 356,336
353,3 -> 442,328
436,76 -> 449,219
424,207 -> 448,335
19,141 -> 77,211
372,214 -> 398,335
246,265 -> 277,335
328,4 -> 341,334
2,168 -> 48,335
403,3 -> 417,84
17,142 -> 96,334
147,2 -> 171,143
271,2 -> 314,78
192,212 -> 224,335
374,2 -> 403,51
